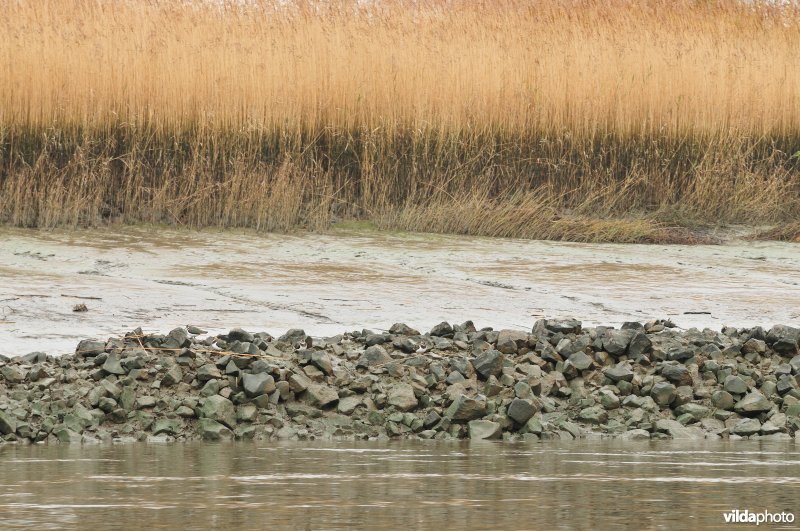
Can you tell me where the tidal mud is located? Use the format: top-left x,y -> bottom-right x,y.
1,227 -> 799,356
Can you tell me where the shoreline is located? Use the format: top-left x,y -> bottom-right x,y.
1,319 -> 799,445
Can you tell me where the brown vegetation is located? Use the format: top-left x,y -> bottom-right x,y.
1,0 -> 799,242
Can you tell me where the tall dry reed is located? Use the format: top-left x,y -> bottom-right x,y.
1,0 -> 799,241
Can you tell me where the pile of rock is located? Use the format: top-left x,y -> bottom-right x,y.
1,318 -> 799,444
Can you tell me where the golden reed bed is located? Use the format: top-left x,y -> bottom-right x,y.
1,0 -> 799,242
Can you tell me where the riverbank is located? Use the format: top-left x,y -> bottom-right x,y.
4,227 -> 800,357
3,2 -> 800,241
1,319 -> 799,444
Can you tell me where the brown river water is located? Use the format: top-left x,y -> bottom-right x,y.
1,227 -> 799,357
1,440 -> 799,530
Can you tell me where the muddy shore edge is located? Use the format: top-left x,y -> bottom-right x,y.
1,319 -> 799,444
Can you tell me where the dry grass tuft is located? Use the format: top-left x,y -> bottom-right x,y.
752,223 -> 800,243
1,0 -> 799,242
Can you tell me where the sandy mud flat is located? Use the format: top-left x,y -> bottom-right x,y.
0,227 -> 798,357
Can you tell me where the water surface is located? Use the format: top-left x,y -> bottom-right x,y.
1,441 -> 799,529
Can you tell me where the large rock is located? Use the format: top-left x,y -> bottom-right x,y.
628,332 -> 652,358
604,365 -> 634,383
76,339 -> 105,357
567,351 -> 593,371
445,394 -> 488,421
655,419 -> 706,440
468,420 -> 502,440
430,322 -> 454,337
661,364 -> 692,386
621,429 -> 651,440
471,350 -> 505,379
102,353 -> 126,376
200,395 -> 236,428
0,410 -> 16,435
161,364 -> 183,386
598,389 -> 620,410
767,325 -> 800,356
228,328 -> 255,342
1,365 -> 26,384
310,352 -> 334,375
242,372 -> 276,398
302,384 -> 339,408
711,390 -> 734,410
723,375 -> 748,395
507,398 -> 537,424
674,403 -> 710,421
388,383 -> 418,412
603,331 -> 632,357
356,346 -> 392,368
734,392 -> 773,415
579,406 -> 608,424
197,364 -> 223,382
732,418 -> 762,435
540,318 -> 581,334
153,419 -> 183,436
198,419 -> 234,441
650,381 -> 676,406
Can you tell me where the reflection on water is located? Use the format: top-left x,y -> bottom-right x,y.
1,441 -> 799,529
